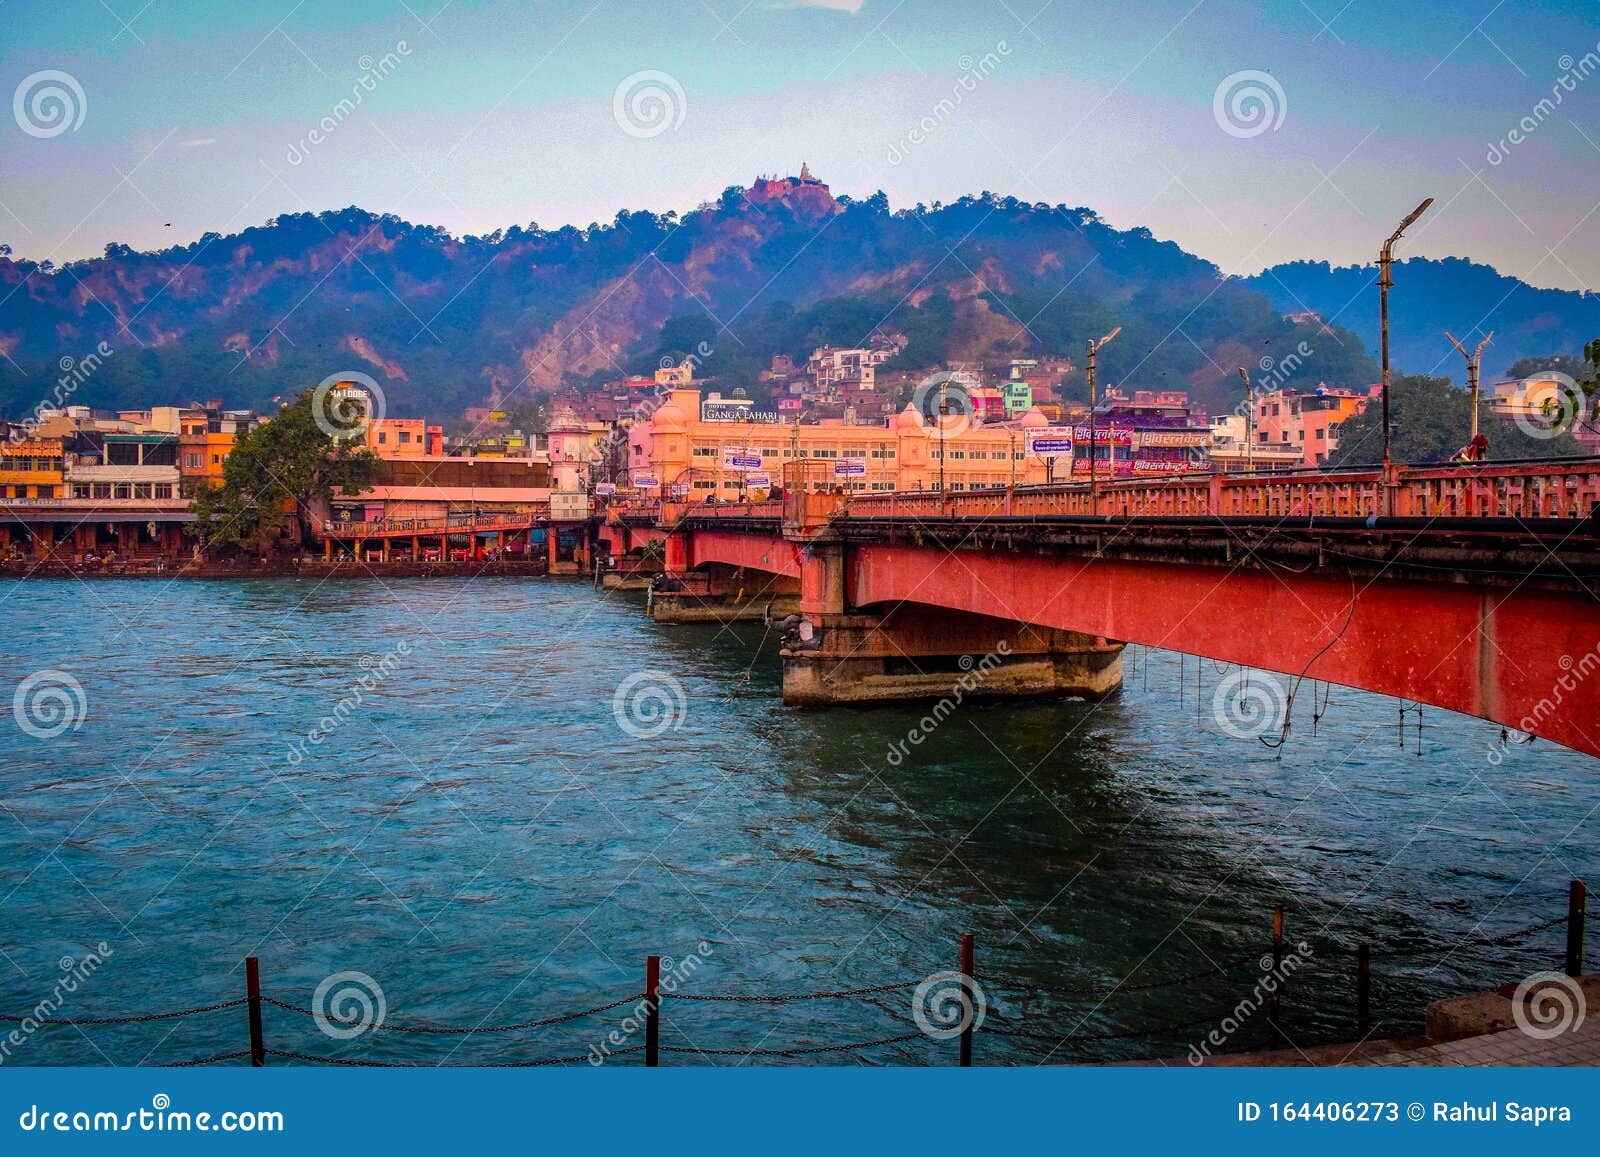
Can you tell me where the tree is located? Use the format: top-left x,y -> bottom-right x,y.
1325,373 -> 1585,467
1504,354 -> 1588,382
190,390 -> 377,554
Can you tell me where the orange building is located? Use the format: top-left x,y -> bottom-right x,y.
626,388 -> 1050,498
1254,386 -> 1370,467
0,438 -> 66,500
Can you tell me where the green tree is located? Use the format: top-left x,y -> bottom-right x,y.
1325,373 -> 1585,467
190,390 -> 377,554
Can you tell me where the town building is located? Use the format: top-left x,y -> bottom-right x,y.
1207,414 -> 1305,472
1253,385 -> 1371,467
1072,389 -> 1210,477
626,388 -> 1053,498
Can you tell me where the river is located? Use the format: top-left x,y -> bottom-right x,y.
1,576 -> 1595,1066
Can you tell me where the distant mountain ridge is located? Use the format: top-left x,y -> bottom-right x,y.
0,182 -> 1589,422
1245,257 -> 1599,382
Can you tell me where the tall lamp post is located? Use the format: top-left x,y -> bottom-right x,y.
1379,198 -> 1434,479
1445,330 -> 1493,443
1086,326 -> 1122,513
1237,367 -> 1255,474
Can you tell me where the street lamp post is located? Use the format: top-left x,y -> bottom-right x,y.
1237,367 -> 1255,474
1379,198 -> 1434,484
1445,330 -> 1493,443
1086,326 -> 1122,513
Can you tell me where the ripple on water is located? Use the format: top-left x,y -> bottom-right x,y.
0,577 -> 1596,1065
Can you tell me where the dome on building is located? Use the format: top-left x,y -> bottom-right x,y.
895,404 -> 925,430
651,402 -> 686,430
1019,406 -> 1049,428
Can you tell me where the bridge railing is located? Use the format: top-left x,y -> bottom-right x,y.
838,460 -> 1600,522
322,508 -> 548,538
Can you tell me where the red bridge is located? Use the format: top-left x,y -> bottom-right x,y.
601,459 -> 1600,758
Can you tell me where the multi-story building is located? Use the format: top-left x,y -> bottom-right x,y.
1072,390 -> 1210,477
627,388 -> 1051,499
0,437 -> 66,500
1207,415 -> 1305,472
1487,375 -> 1600,450
179,405 -> 266,492
1253,386 -> 1371,467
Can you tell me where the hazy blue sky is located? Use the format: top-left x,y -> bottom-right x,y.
3,0 -> 1598,289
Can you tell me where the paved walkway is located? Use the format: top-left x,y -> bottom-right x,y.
1350,1018 -> 1599,1066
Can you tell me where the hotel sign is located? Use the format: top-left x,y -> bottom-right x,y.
703,402 -> 780,423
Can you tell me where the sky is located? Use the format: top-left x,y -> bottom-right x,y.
2,0 -> 1598,291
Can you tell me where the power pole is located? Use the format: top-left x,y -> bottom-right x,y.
1445,330 -> 1493,443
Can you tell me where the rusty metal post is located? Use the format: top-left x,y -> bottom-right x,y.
1268,905 -> 1284,1029
245,956 -> 265,1068
644,954 -> 661,1067
1356,944 -> 1371,1034
1566,879 -> 1587,978
959,933 -> 975,1068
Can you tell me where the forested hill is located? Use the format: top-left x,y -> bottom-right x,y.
1,187 -> 1573,423
1246,257 -> 1599,382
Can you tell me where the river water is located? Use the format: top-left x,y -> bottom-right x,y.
1,576 -> 1595,1066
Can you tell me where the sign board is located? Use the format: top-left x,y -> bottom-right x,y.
722,446 -> 764,470
1071,425 -> 1133,445
670,483 -> 691,497
703,402 -> 780,423
593,483 -> 617,496
745,473 -> 771,488
834,458 -> 867,478
1135,429 -> 1210,448
1027,426 -> 1075,457
632,474 -> 659,489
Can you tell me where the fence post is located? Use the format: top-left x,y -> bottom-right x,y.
1268,905 -> 1284,1029
959,933 -> 975,1068
1356,944 -> 1371,1035
244,956 -> 265,1068
644,954 -> 661,1068
1566,879 -> 1587,978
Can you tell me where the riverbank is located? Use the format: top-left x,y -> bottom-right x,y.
0,558 -> 552,580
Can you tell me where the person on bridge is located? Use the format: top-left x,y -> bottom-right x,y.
1452,433 -> 1489,462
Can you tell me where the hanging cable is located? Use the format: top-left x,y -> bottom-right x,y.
1262,572 -> 1358,752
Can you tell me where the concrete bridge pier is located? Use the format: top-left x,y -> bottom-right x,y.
649,565 -> 802,625
779,605 -> 1123,706
780,542 -> 1123,705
